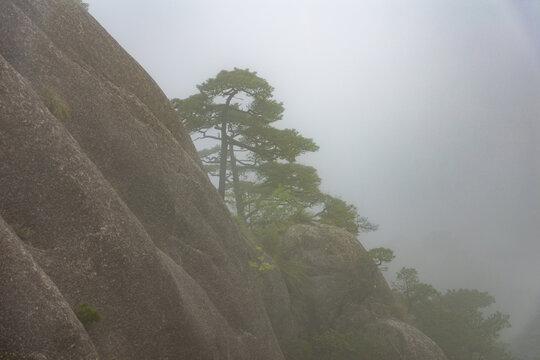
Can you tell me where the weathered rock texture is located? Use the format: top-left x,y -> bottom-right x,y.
271,224 -> 448,360
0,0 -> 282,359
0,1 -> 447,359
0,216 -> 99,360
370,318 -> 449,360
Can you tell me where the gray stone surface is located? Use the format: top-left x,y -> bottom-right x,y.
0,1 -> 282,358
0,216 -> 98,360
276,224 -> 448,360
370,318 -> 448,360
279,224 -> 391,335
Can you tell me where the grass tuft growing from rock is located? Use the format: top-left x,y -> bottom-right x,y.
40,87 -> 70,122
75,303 -> 101,326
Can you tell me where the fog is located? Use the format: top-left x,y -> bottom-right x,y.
87,0 -> 540,346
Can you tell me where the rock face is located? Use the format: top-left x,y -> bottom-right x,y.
370,318 -> 449,360
272,224 -> 448,360
0,1 -> 447,359
278,225 -> 391,336
0,0 -> 282,359
0,217 -> 98,360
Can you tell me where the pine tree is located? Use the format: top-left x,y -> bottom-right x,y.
172,68 -> 318,219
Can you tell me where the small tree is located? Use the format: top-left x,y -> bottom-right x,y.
73,0 -> 89,10
392,267 -> 420,312
317,196 -> 378,236
367,247 -> 395,270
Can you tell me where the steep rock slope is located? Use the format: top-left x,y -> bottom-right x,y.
272,224 -> 448,360
0,1 -> 449,359
0,1 -> 283,359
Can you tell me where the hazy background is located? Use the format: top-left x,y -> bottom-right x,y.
86,0 -> 540,348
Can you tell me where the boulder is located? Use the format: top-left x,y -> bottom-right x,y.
369,318 -> 448,360
274,224 -> 447,360
279,224 -> 391,335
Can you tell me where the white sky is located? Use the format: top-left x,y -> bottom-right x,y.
87,0 -> 540,346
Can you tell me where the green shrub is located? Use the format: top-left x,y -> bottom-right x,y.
40,87 -> 70,122
390,299 -> 408,321
310,328 -> 386,360
0,352 -> 18,360
232,217 -> 276,278
313,329 -> 356,359
282,338 -> 313,360
155,239 -> 167,252
10,223 -> 32,240
75,303 -> 100,325
249,246 -> 275,278
73,0 -> 89,10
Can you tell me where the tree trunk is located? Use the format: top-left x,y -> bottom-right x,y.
229,142 -> 245,219
217,93 -> 236,198
218,117 -> 228,198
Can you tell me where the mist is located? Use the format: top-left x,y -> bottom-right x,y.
87,0 -> 540,347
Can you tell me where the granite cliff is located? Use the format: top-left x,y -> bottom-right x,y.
0,1 -> 447,359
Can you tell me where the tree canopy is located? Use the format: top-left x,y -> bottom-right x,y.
172,68 -> 318,219
173,68 -> 377,243
392,267 -> 514,360
317,196 -> 378,235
